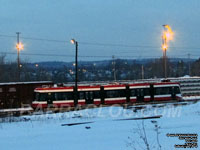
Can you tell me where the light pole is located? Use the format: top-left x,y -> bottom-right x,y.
70,39 -> 78,106
112,55 -> 116,81
16,32 -> 24,81
162,25 -> 173,78
162,29 -> 167,78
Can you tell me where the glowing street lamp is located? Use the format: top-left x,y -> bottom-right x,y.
16,32 -> 24,81
162,25 -> 173,78
16,42 -> 24,51
70,38 -> 78,106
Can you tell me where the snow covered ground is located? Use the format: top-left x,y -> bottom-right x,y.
0,101 -> 199,150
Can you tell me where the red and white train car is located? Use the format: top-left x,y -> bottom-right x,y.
32,81 -> 182,109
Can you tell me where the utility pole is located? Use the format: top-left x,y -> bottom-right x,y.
112,55 -> 116,81
141,65 -> 144,79
162,24 -> 173,79
70,39 -> 78,107
16,32 -> 21,81
162,33 -> 167,78
188,53 -> 191,76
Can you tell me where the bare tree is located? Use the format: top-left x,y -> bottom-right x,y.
127,120 -> 162,150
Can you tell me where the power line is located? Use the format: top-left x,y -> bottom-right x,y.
0,51 -> 199,59
0,34 -> 67,43
1,33 -> 200,50
0,51 -> 160,58
79,41 -> 159,48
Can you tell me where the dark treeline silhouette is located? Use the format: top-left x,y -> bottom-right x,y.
0,54 -> 199,83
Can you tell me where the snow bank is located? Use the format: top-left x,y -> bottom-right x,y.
0,102 -> 199,150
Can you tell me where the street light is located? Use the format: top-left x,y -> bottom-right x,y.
16,32 -> 24,81
162,25 -> 173,78
70,38 -> 78,106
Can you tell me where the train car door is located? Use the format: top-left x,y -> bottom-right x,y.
136,89 -> 144,102
47,93 -> 53,105
85,91 -> 94,104
171,87 -> 176,100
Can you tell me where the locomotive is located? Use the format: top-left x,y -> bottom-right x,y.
32,81 -> 182,109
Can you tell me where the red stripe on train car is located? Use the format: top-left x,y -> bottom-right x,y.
130,99 -> 137,103
35,87 -> 74,91
78,85 -> 101,89
103,84 -> 126,88
78,101 -> 85,105
32,103 -> 48,108
104,99 -> 126,104
144,98 -> 151,102
153,82 -> 180,86
154,97 -> 172,101
53,103 -> 74,107
176,96 -> 182,101
93,101 -> 101,105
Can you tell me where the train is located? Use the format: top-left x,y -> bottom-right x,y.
0,81 -> 53,109
32,81 -> 182,109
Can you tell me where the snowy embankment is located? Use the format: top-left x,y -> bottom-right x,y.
0,101 -> 199,150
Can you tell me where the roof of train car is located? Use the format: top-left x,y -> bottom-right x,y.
35,81 -> 180,92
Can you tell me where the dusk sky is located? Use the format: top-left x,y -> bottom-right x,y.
0,0 -> 200,62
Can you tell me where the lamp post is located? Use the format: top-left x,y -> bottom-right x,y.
112,55 -> 116,81
162,25 -> 173,78
70,39 -> 78,106
16,32 -> 24,81
162,29 -> 167,78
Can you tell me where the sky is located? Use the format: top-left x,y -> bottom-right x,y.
0,0 -> 200,62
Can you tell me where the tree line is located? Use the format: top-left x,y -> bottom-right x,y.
0,54 -> 199,83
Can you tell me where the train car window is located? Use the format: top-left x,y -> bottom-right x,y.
93,91 -> 100,99
174,87 -> 181,94
84,91 -> 94,100
85,92 -> 89,99
79,92 -> 85,99
39,93 -> 49,101
162,87 -> 171,95
140,89 -> 144,96
144,88 -> 150,96
55,92 -> 73,100
55,93 -> 62,100
130,89 -> 136,96
63,92 -> 73,100
90,91 -> 94,99
35,93 -> 40,101
155,88 -> 161,95
106,90 -> 118,98
105,90 -> 126,98
119,90 -> 126,97
155,87 -> 171,95
0,88 -> 2,92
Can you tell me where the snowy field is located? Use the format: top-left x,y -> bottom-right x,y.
0,101 -> 199,150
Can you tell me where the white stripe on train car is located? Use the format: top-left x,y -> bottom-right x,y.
78,88 -> 100,91
32,101 -> 47,104
144,96 -> 151,98
154,94 -> 171,98
35,89 -> 73,93
104,97 -> 126,101
154,84 -> 179,88
129,85 -> 150,89
176,94 -> 182,97
94,99 -> 101,101
104,87 -> 126,90
78,99 -> 85,102
130,96 -> 137,99
53,100 -> 74,103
